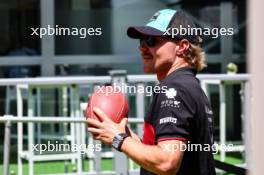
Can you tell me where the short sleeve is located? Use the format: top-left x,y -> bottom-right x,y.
154,83 -> 196,142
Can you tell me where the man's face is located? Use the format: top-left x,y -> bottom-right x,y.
138,36 -> 178,74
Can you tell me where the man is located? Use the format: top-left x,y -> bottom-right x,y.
87,9 -> 216,175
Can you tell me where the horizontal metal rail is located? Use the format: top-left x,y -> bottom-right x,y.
0,74 -> 250,86
0,116 -> 144,124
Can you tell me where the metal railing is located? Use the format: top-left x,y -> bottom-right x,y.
0,73 -> 250,175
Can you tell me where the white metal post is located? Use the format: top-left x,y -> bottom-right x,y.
16,85 -> 24,175
62,86 -> 70,172
240,82 -> 246,164
74,85 -> 83,173
111,71 -> 129,175
200,80 -> 209,98
136,83 -> 145,138
62,86 -> 69,135
3,115 -> 12,175
133,83 -> 145,169
219,82 -> 226,161
36,88 -> 42,145
70,86 -> 77,165
88,136 -> 95,172
94,140 -> 102,173
5,86 -> 11,114
27,86 -> 35,175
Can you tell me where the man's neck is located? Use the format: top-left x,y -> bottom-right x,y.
157,59 -> 190,81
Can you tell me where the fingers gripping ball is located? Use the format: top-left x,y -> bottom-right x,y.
86,86 -> 129,123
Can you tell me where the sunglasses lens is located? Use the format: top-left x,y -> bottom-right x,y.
140,37 -> 156,47
146,38 -> 156,47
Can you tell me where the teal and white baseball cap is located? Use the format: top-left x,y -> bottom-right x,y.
127,9 -> 202,44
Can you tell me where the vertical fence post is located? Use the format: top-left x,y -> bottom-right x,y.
16,85 -> 25,175
219,82 -> 226,162
110,70 -> 129,175
3,115 -> 12,175
114,149 -> 128,175
28,86 -> 35,175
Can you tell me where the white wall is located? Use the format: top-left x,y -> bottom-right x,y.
248,0 -> 264,174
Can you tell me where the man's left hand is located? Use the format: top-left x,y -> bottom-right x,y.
87,107 -> 128,145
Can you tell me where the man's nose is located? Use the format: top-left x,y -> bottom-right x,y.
139,42 -> 148,52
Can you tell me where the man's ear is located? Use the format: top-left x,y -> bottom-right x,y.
175,39 -> 190,56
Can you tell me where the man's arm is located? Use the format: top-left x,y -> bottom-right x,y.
121,138 -> 185,175
126,127 -> 141,142
87,107 -> 185,175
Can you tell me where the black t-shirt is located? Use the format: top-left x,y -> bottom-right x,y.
140,67 -> 216,175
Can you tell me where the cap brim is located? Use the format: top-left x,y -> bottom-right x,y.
127,26 -> 203,44
127,26 -> 164,39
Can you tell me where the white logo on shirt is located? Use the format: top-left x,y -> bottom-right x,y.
165,88 -> 177,99
205,105 -> 213,115
161,100 -> 181,108
159,117 -> 177,124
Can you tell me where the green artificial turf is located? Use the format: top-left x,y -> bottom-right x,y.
0,159 -> 113,175
0,153 -> 243,175
214,152 -> 245,175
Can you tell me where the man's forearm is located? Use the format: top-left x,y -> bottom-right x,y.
127,127 -> 141,142
120,137 -> 181,175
